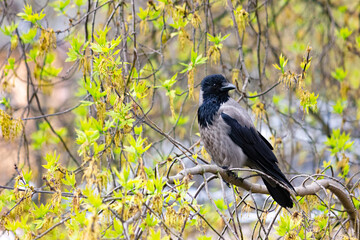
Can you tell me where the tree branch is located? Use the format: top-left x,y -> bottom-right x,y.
167,164 -> 359,229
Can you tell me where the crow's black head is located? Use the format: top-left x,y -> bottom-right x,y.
198,74 -> 236,127
200,74 -> 236,98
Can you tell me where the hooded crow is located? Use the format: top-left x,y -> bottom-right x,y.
198,74 -> 295,208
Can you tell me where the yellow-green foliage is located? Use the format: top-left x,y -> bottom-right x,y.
0,0 -> 359,239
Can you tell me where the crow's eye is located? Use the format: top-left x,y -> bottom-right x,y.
212,83 -> 216,87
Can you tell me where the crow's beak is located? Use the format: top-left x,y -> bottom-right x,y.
220,82 -> 236,92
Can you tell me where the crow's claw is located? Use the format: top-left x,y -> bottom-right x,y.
221,166 -> 236,178
220,166 -> 238,187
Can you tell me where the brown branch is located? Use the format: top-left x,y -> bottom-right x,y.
167,164 -> 359,228
56,0 -> 113,34
203,174 -> 240,240
245,81 -> 280,98
15,28 -> 81,167
33,216 -> 72,240
0,185 -> 83,198
22,94 -> 90,121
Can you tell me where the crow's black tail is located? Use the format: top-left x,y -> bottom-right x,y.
261,177 -> 293,208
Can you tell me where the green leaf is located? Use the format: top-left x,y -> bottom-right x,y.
83,188 -> 103,209
83,78 -> 106,101
338,27 -> 352,40
181,49 -> 207,73
32,202 -> 50,219
20,27 -> 37,44
4,218 -> 22,232
137,7 -> 149,20
1,22 -> 19,36
61,171 -> 76,187
169,16 -> 188,29
22,170 -> 32,183
279,54 -> 288,74
148,228 -> 161,240
299,90 -> 318,114
194,54 -> 207,65
50,0 -> 71,13
322,159 -> 332,169
272,63 -> 281,71
134,125 -> 143,135
324,129 -> 354,155
314,215 -> 328,229
275,214 -> 298,236
0,97 -> 11,109
146,179 -> 155,193
162,73 -> 178,90
113,166 -> 131,189
338,5 -> 347,13
42,151 -> 60,172
207,32 -> 230,47
18,4 -> 46,24
113,219 -> 123,234
144,167 -> 155,179
144,213 -> 158,227
93,142 -> 105,154
5,58 -> 15,70
339,163 -> 350,178
331,67 -> 347,82
154,177 -> 165,194
332,99 -> 347,114
214,199 -> 227,211
75,0 -> 85,7
66,36 -> 89,62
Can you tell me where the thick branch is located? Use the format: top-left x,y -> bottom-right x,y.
167,164 -> 358,226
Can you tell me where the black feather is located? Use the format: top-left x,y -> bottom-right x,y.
221,112 -> 295,207
258,131 -> 274,150
198,99 -> 223,127
262,177 -> 293,208
198,75 -> 231,127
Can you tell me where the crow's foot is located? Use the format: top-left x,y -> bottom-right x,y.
221,166 -> 237,178
220,166 -> 238,187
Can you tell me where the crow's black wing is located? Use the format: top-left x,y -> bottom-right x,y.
221,112 -> 294,208
258,131 -> 274,150
221,112 -> 294,191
